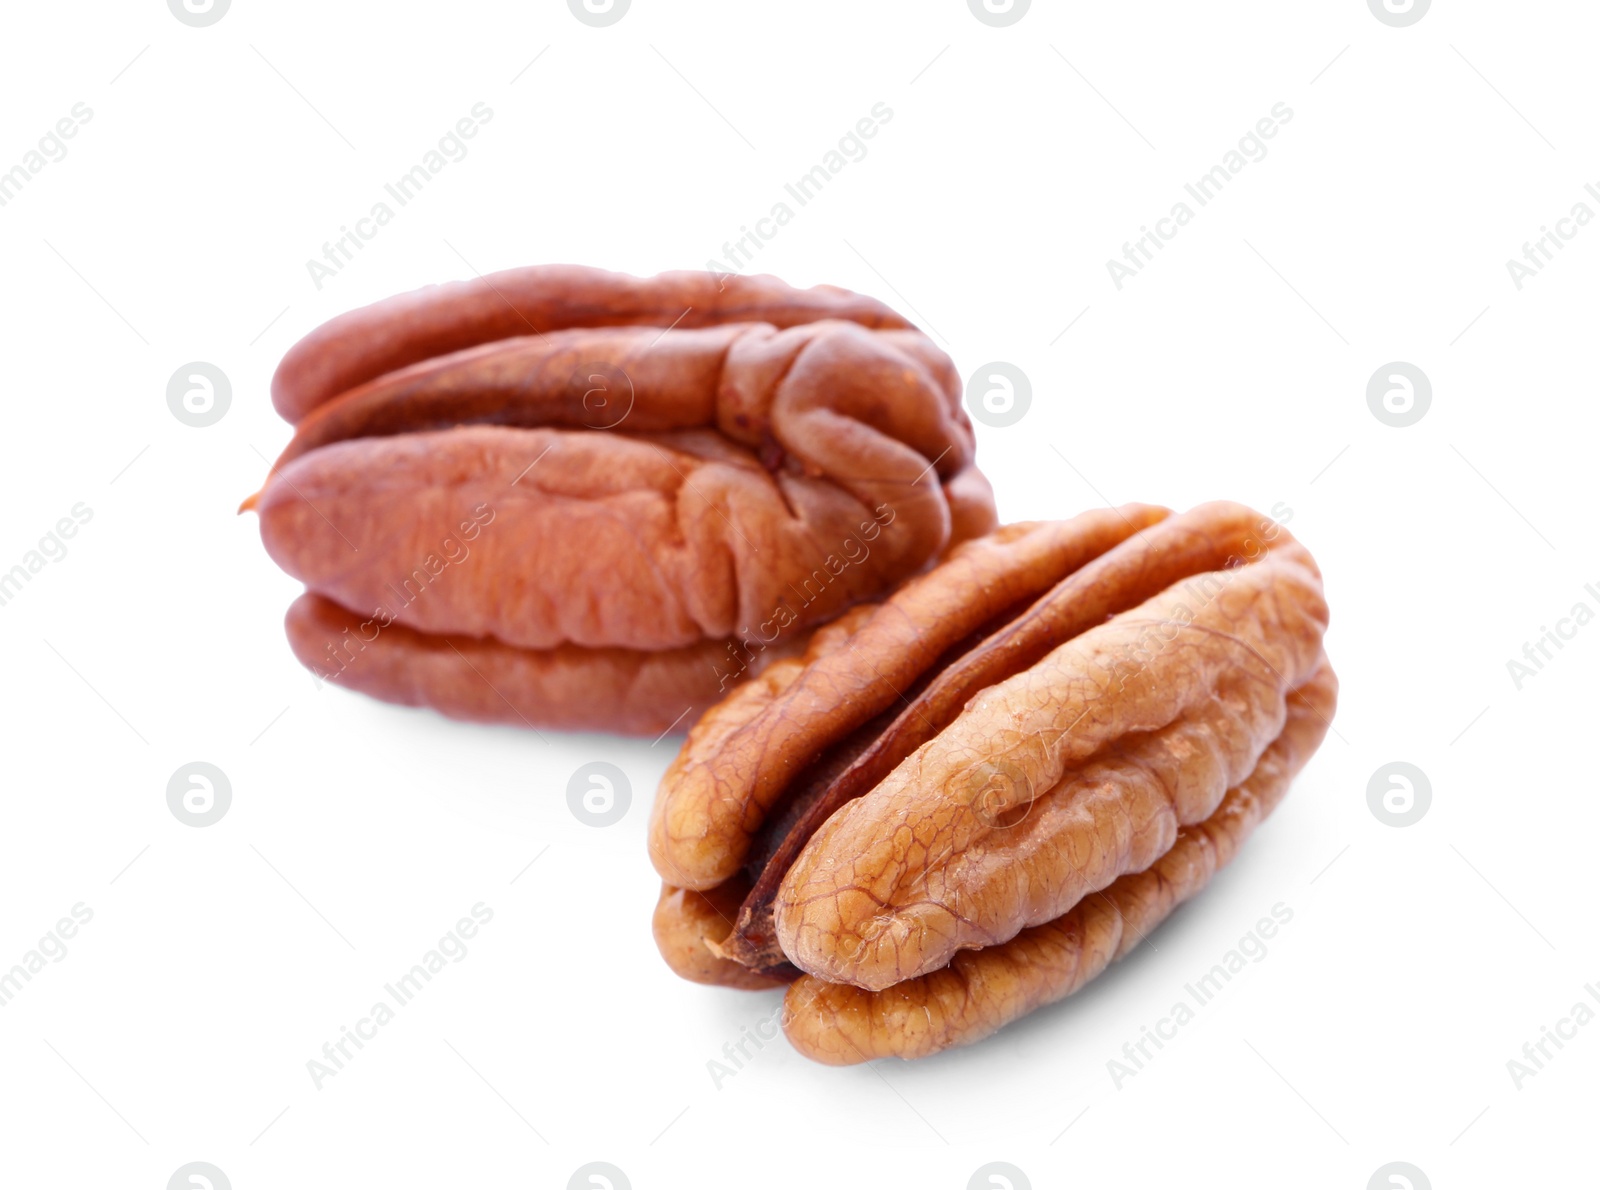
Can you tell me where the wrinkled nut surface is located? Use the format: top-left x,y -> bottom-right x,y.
648,501 -> 1336,1062
250,265 -> 996,734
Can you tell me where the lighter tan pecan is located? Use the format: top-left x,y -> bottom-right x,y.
648,501 -> 1336,1060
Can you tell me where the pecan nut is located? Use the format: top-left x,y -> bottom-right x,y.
248,265 -> 995,733
648,502 -> 1336,1061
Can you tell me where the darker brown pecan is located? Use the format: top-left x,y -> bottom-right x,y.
648,501 -> 1336,1061
247,265 -> 995,734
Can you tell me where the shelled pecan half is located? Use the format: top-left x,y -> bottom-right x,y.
649,501 -> 1336,1061
247,265 -> 995,733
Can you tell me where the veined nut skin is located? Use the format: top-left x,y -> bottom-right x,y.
248,265 -> 995,734
648,502 -> 1336,1063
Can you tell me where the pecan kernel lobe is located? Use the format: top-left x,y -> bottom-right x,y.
271,265 -> 913,424
271,324 -> 743,471
646,506 -> 1171,892
780,659 -> 1338,1064
283,592 -> 739,737
652,881 -> 790,991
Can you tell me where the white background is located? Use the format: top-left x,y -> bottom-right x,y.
0,1 -> 1594,1187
